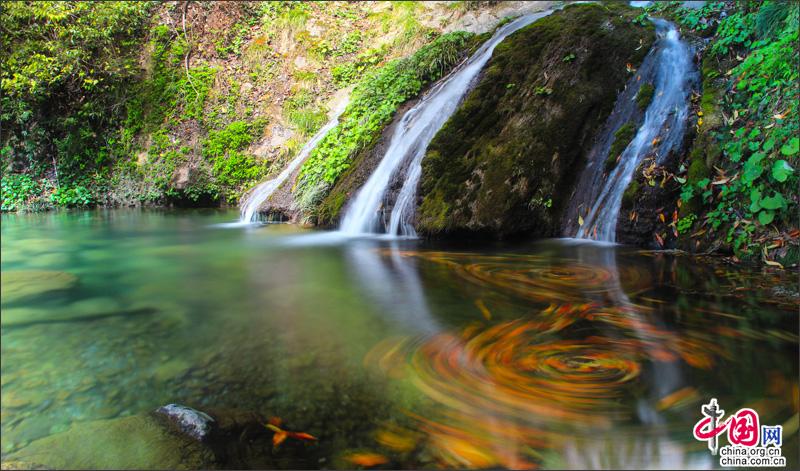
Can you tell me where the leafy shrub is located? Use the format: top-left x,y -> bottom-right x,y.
658,0 -> 799,259
295,31 -> 475,210
1,173 -> 41,211
203,121 -> 266,201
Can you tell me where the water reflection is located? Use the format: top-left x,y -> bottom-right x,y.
1,212 -> 797,469
345,241 -> 440,335
363,241 -> 796,469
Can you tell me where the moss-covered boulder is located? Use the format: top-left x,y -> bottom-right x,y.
10,414 -> 216,469
416,4 -> 653,239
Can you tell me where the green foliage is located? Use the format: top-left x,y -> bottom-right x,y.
50,184 -> 94,207
332,47 -> 388,87
677,214 -> 697,234
1,173 -> 44,211
1,1 -> 153,204
295,31 -> 474,210
203,121 -> 265,201
665,0 -> 799,259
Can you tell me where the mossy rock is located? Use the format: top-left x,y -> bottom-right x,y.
417,3 -> 655,238
606,121 -> 637,172
621,178 -> 641,208
10,414 -> 215,469
636,82 -> 654,110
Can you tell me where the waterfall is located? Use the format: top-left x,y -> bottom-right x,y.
239,99 -> 349,224
340,10 -> 555,236
574,19 -> 694,242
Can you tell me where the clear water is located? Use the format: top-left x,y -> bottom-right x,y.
1,210 -> 798,469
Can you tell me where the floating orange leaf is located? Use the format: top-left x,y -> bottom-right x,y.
347,453 -> 389,467
266,421 -> 316,448
288,431 -> 317,441
273,430 -> 287,447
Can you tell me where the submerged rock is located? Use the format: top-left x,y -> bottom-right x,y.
0,303 -> 155,328
0,271 -> 78,305
416,4 -> 654,239
9,414 -> 215,469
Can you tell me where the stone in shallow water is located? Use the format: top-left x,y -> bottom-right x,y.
0,271 -> 78,305
0,297 -> 126,327
152,359 -> 192,382
8,414 -> 214,469
154,404 -> 215,441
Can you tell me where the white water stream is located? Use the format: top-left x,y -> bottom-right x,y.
576,19 -> 694,241
340,10 -> 555,236
239,99 -> 349,223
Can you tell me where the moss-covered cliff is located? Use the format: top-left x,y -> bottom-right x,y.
414,4 -> 653,239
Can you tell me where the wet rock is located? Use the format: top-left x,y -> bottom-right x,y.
1,391 -> 32,409
416,4 -> 655,239
155,404 -> 215,441
9,414 -> 215,469
0,271 -> 78,305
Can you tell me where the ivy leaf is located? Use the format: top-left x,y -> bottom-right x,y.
742,153 -> 765,183
771,160 -> 794,182
762,139 -> 775,152
749,188 -> 762,212
759,192 -> 786,210
758,210 -> 774,225
780,137 -> 799,156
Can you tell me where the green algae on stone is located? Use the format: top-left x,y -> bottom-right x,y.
417,4 -> 654,238
0,271 -> 78,305
10,414 -> 215,470
606,122 -> 638,172
636,82 -> 655,111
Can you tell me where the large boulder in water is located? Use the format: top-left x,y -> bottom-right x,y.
416,4 -> 654,239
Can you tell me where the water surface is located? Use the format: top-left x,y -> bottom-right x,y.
1,210 -> 797,468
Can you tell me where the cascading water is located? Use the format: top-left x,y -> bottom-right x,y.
340,10 -> 555,236
239,99 -> 349,224
573,19 -> 694,242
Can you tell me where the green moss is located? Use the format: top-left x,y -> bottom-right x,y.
295,31 -> 477,215
606,122 -> 637,172
417,189 -> 451,232
316,191 -> 347,225
636,82 -> 655,111
416,4 -> 655,237
622,178 -> 640,208
687,150 -> 711,184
